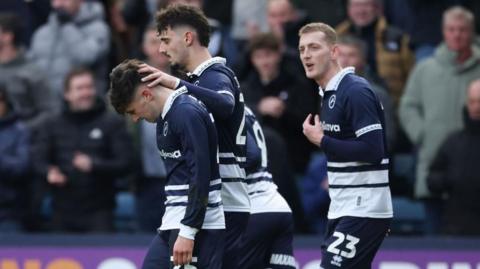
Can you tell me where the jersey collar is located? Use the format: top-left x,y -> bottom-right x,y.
161,86 -> 188,119
318,67 -> 355,97
188,57 -> 227,77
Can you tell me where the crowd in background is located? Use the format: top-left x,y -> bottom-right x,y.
1,0 -> 480,236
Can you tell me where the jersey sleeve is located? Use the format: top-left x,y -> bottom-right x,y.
174,103 -> 216,237
345,85 -> 383,137
178,71 -> 235,120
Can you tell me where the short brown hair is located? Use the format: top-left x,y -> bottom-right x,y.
64,68 -> 94,92
109,59 -> 145,114
248,32 -> 281,53
298,22 -> 337,45
156,4 -> 210,47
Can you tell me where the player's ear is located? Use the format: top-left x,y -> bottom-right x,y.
140,87 -> 153,101
331,44 -> 340,60
185,31 -> 194,46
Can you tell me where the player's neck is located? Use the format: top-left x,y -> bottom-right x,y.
186,47 -> 212,73
156,88 -> 175,117
317,62 -> 342,89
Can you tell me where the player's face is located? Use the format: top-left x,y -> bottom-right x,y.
467,82 -> 480,120
443,17 -> 473,52
125,87 -> 157,123
64,73 -> 96,112
299,31 -> 334,81
158,26 -> 189,70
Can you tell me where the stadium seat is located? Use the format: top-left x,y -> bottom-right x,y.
114,192 -> 137,233
390,196 -> 426,235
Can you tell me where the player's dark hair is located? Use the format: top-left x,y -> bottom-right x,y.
156,4 -> 210,47
109,59 -> 144,114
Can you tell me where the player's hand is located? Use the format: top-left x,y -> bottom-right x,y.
47,166 -> 67,186
138,63 -> 178,89
72,152 -> 92,173
302,114 -> 324,147
173,235 -> 194,266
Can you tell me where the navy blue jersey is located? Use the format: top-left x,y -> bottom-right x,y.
156,87 -> 224,234
319,67 -> 392,219
178,57 -> 250,212
244,107 -> 291,214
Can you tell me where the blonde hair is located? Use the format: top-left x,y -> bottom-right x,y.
298,22 -> 337,45
443,6 -> 475,31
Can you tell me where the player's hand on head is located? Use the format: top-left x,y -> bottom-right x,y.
302,114 -> 324,147
173,235 -> 194,266
138,63 -> 178,89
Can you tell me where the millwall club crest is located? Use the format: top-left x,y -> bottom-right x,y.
328,94 -> 336,109
163,121 -> 169,136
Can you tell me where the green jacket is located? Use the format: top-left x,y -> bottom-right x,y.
399,43 -> 480,198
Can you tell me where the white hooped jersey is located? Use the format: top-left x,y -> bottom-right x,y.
319,68 -> 393,219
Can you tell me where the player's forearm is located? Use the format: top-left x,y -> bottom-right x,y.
180,179 -> 209,236
178,81 -> 235,119
322,131 -> 385,163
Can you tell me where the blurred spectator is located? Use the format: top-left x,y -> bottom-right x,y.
29,0 -> 110,104
203,0 -> 232,27
399,6 -> 480,234
337,35 -> 396,151
0,0 -> 51,46
384,0 -> 454,62
295,0 -> 346,27
300,153 -> 329,234
0,85 -> 30,233
202,0 -> 239,65
336,0 -> 414,106
0,12 -> 54,132
427,79 -> 480,236
266,0 -> 310,53
231,0 -> 268,44
33,68 -> 133,233
134,26 -> 170,232
121,0 -> 151,58
242,32 -> 317,173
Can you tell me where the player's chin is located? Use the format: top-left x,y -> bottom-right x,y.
305,70 -> 317,80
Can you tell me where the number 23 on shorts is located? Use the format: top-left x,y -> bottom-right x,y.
326,231 -> 360,259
